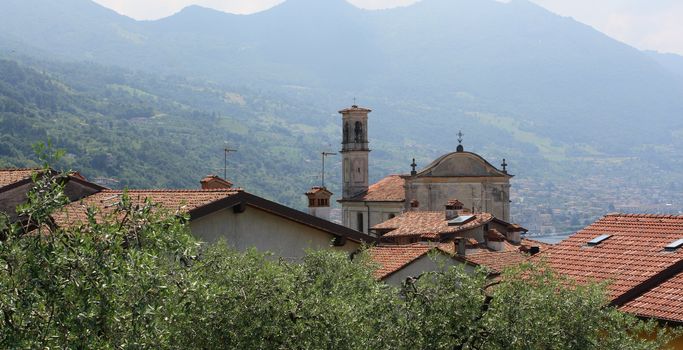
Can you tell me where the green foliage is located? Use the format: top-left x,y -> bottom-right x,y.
0,168 -> 675,349
481,263 -> 670,350
0,167 -> 198,348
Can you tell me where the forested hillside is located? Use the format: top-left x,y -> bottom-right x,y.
0,57 -> 380,207
3,0 -> 683,234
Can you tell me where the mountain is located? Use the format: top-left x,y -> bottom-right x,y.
1,0 -> 682,153
2,0 -> 683,233
646,51 -> 683,80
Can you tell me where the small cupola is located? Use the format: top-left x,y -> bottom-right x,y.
200,175 -> 233,189
305,186 -> 333,221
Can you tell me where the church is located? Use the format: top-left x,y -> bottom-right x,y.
335,105 -> 513,234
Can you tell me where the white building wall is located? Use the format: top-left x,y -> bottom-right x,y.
190,206 -> 360,261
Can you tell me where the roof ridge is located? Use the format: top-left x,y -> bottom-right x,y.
0,167 -> 43,172
605,213 -> 683,219
101,188 -> 243,193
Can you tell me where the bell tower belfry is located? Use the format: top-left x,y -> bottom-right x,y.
339,105 -> 371,199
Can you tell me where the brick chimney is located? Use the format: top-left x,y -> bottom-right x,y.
305,186 -> 333,221
445,199 -> 464,220
200,175 -> 233,190
454,237 -> 467,256
486,229 -> 506,251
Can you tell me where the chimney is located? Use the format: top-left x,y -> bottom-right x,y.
410,199 -> 420,211
445,199 -> 464,220
200,175 -> 233,189
455,237 -> 467,257
486,229 -> 506,251
305,187 -> 332,221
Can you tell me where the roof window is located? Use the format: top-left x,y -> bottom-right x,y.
664,238 -> 683,252
448,215 -> 474,226
586,234 -> 612,246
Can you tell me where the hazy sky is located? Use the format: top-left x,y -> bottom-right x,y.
91,0 -> 683,55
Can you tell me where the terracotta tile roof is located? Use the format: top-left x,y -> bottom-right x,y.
540,214 -> 683,321
374,211 -> 493,239
369,244 -> 432,279
338,105 -> 372,113
0,168 -> 42,188
54,189 -> 241,226
521,237 -> 553,250
620,271 -> 683,323
438,241 -> 528,274
305,186 -> 332,196
346,175 -> 405,202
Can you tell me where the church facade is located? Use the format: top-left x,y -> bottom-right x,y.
337,105 -> 512,234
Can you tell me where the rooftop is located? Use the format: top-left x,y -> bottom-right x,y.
373,211 -> 494,239
344,175 -> 405,202
0,168 -> 42,188
53,189 -> 242,226
540,213 -> 683,322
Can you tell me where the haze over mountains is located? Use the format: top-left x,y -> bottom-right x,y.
1,0 -> 683,233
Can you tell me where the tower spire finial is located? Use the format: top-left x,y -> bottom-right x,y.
501,158 -> 508,174
456,130 -> 464,152
410,158 -> 417,176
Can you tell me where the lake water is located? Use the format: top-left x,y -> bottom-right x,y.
528,234 -> 572,245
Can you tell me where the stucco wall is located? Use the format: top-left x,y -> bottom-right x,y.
383,254 -> 475,285
190,206 -> 360,260
342,202 -> 403,233
406,179 -> 510,222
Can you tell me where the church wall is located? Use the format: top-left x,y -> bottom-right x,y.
342,201 -> 403,234
406,177 -> 510,222
191,206 -> 359,261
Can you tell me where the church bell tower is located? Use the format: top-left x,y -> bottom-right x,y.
339,105 -> 371,199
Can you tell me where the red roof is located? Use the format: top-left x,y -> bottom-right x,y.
438,241 -> 529,274
374,211 -> 493,239
370,240 -> 535,280
620,271 -> 683,323
541,214 -> 683,322
345,175 -> 405,202
0,168 -> 41,188
369,244 -> 431,279
54,189 -> 241,226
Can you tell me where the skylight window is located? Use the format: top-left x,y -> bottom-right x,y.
447,215 -> 474,226
664,238 -> 683,252
586,234 -> 612,246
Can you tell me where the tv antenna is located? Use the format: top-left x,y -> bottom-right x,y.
321,151 -> 337,188
223,143 -> 237,179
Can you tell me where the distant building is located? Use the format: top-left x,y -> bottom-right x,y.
337,105 -> 513,234
366,200 -> 543,284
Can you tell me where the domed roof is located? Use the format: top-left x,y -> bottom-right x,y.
415,151 -> 511,178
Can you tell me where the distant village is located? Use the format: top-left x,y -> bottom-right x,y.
1,104 -> 682,346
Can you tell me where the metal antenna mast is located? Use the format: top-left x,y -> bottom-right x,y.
223,144 -> 237,179
321,152 -> 337,188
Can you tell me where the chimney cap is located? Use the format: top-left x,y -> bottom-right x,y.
446,199 -> 464,209
486,229 -> 506,242
200,175 -> 233,189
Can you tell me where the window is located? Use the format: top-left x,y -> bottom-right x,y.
587,234 -> 612,246
308,198 -> 315,206
665,238 -> 683,251
354,121 -> 363,142
357,212 -> 364,232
